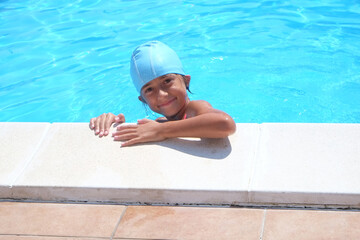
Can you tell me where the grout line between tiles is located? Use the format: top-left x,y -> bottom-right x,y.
9,123 -> 51,188
247,123 -> 262,204
110,206 -> 128,240
259,209 -> 267,240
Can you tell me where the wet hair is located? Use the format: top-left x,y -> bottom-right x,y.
181,75 -> 192,94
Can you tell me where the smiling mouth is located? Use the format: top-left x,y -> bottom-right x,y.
158,98 -> 176,107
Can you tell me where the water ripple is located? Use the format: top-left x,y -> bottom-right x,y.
1,0 -> 359,122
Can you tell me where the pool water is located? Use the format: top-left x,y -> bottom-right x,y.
1,0 -> 360,123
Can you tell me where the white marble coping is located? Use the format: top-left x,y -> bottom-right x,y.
0,122 -> 359,209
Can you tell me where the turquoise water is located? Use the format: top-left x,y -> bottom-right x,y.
1,0 -> 360,123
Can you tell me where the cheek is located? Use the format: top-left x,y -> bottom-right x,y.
143,97 -> 159,111
171,84 -> 187,96
176,88 -> 188,100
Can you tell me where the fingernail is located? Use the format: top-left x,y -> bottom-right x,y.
115,117 -> 119,120
104,131 -> 108,135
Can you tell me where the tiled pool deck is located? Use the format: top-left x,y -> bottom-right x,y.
1,201 -> 360,239
1,122 -> 360,239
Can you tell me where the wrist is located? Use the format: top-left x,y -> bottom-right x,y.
157,121 -> 171,139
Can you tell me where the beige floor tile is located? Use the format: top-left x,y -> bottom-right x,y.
0,236 -> 107,240
0,202 -> 125,238
263,209 -> 360,240
114,206 -> 264,240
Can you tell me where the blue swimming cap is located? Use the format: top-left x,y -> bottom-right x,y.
130,41 -> 185,93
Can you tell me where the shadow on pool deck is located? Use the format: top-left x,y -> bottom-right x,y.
155,137 -> 232,159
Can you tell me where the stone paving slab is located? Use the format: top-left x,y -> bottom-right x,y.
0,122 -> 50,186
0,122 -> 50,199
249,123 -> 360,207
0,122 -> 359,208
9,123 -> 258,205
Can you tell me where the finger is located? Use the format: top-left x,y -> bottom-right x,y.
94,117 -> 101,135
137,118 -> 151,124
112,128 -> 137,137
115,113 -> 125,123
113,133 -> 139,141
104,114 -> 114,136
99,113 -> 106,137
117,123 -> 138,130
121,137 -> 142,147
89,118 -> 95,129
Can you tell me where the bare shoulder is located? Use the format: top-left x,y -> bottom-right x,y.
186,100 -> 221,116
187,100 -> 213,108
186,100 -> 236,135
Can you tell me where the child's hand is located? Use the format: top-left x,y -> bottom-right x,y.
112,119 -> 165,147
89,113 -> 125,137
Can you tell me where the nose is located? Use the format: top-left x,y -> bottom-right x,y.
157,88 -> 168,99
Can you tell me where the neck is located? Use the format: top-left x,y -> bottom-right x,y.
166,98 -> 190,121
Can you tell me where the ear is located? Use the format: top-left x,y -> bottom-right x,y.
184,75 -> 191,88
138,96 -> 146,103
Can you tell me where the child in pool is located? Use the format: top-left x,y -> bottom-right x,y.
89,41 -> 236,147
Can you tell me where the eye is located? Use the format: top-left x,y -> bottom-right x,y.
144,87 -> 153,94
163,78 -> 173,84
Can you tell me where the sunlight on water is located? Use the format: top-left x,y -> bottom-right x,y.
0,0 -> 359,123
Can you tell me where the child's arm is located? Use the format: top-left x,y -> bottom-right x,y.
89,113 -> 125,137
113,100 -> 236,147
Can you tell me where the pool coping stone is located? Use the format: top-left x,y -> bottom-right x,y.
0,122 -> 359,209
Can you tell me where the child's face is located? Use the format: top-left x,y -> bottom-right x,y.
139,74 -> 190,118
